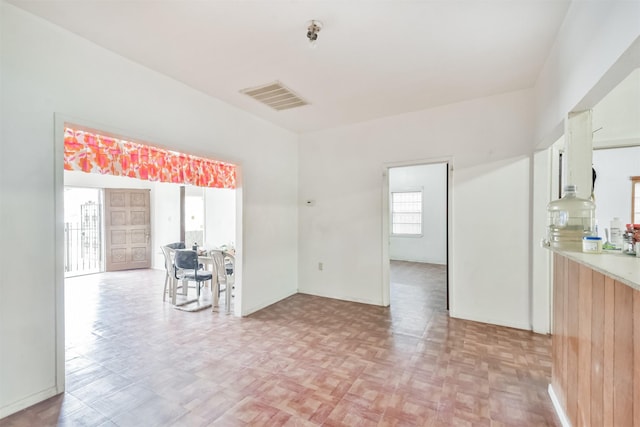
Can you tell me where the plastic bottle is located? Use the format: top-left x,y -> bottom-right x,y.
610,217 -> 623,250
547,185 -> 596,251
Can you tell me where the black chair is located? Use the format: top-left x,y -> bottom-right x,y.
173,249 -> 213,299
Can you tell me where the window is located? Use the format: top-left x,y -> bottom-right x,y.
185,193 -> 205,249
391,191 -> 422,235
181,186 -> 206,249
632,176 -> 640,224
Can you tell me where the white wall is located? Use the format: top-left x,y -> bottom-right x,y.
298,88 -> 534,330
154,184 -> 183,261
593,146 -> 640,231
453,156 -> 531,327
204,188 -> 236,249
389,163 -> 447,264
64,170 -> 182,270
534,1 -> 640,149
0,3 -> 298,417
593,69 -> 640,148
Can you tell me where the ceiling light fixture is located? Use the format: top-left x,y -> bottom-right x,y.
306,20 -> 323,48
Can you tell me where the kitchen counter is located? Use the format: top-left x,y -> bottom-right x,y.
548,250 -> 640,427
548,247 -> 640,291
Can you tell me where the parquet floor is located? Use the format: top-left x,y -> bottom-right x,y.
0,261 -> 559,426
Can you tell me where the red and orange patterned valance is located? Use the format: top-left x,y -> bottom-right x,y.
64,127 -> 236,189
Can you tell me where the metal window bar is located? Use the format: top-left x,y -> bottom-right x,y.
64,202 -> 103,276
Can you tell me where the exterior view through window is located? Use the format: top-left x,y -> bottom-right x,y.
632,176 -> 640,224
391,191 -> 423,235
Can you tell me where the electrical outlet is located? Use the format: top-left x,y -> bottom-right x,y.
318,262 -> 323,271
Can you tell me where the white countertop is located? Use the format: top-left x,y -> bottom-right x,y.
550,248 -> 640,291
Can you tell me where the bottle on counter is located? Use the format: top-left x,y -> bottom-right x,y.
609,217 -> 623,250
582,236 -> 603,253
547,185 -> 596,251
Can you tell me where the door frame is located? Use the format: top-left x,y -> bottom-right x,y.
381,157 -> 453,309
531,140 -> 563,335
53,114 -> 244,397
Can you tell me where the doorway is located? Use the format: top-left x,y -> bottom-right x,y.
54,119 -> 243,399
382,161 -> 451,334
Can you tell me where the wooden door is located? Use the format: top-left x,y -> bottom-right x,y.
105,189 -> 151,271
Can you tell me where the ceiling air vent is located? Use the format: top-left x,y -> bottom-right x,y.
240,81 -> 309,111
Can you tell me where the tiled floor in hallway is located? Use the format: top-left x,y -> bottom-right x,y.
0,261 -> 558,426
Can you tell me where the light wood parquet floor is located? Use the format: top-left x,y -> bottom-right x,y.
0,261 -> 558,426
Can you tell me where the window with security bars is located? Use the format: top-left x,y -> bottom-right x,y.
391,191 -> 423,235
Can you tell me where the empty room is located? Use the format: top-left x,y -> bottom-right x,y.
1,1 -> 639,426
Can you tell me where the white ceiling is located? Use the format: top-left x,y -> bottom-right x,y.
7,0 -> 571,133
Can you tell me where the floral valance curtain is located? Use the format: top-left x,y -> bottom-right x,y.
64,127 -> 236,189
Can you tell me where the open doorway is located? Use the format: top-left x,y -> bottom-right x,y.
54,120 -> 242,397
382,161 -> 450,336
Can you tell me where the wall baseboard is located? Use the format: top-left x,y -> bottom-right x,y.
548,384 -> 571,427
297,289 -> 382,306
449,311 -> 531,332
389,257 -> 446,265
242,290 -> 298,316
0,387 -> 60,419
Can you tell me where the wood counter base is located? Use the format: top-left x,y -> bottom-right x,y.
551,253 -> 639,426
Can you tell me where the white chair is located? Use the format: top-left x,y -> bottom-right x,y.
209,250 -> 235,312
160,245 -> 178,302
